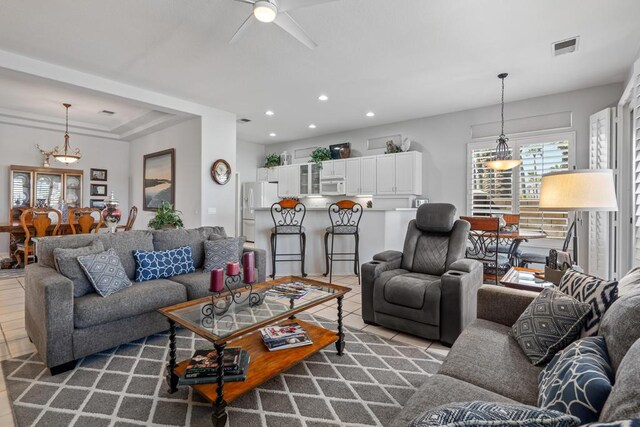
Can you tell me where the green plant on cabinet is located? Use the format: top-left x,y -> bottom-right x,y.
309,147 -> 331,168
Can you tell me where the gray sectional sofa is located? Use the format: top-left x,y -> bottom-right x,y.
392,284 -> 640,426
25,227 -> 266,374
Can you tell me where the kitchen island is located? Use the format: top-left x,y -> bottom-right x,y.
254,207 -> 417,277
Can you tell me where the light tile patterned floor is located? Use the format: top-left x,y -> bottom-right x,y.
0,274 -> 448,426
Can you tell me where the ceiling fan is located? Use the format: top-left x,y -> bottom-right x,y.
230,0 -> 337,49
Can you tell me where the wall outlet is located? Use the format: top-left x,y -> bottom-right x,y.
207,207 -> 217,215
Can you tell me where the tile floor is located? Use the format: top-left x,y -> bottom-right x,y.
0,273 -> 449,426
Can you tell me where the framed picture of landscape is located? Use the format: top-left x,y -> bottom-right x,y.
143,148 -> 175,211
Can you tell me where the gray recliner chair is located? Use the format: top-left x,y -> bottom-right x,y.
361,203 -> 483,346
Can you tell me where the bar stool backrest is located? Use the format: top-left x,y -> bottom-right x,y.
271,199 -> 306,232
327,200 -> 363,231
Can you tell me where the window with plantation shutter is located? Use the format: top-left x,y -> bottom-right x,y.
468,132 -> 574,246
634,75 -> 640,265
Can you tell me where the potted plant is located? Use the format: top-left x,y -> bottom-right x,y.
309,147 -> 332,168
264,153 -> 281,168
148,201 -> 184,230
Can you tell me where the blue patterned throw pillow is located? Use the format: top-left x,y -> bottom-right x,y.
558,269 -> 618,336
410,401 -> 580,427
133,246 -> 195,282
538,336 -> 613,425
77,248 -> 132,297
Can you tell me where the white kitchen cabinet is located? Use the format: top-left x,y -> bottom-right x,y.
257,168 -> 268,182
376,155 -> 396,195
375,152 -> 422,195
360,156 -> 377,195
267,167 -> 279,182
277,165 -> 299,198
299,163 -> 321,196
320,159 -> 346,179
345,158 -> 361,195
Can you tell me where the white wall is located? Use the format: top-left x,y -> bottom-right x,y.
0,122 -> 130,252
268,83 -> 624,267
236,139 -> 265,184
130,118 -> 202,229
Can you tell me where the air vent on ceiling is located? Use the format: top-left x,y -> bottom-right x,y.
552,36 -> 579,56
237,118 -> 251,124
99,109 -> 115,116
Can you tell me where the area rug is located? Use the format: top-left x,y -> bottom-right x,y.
1,313 -> 444,427
0,269 -> 25,280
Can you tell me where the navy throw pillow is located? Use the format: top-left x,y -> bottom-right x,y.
133,246 -> 195,282
538,336 -> 614,425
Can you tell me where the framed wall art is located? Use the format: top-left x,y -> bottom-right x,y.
90,168 -> 108,181
90,184 -> 107,197
143,148 -> 175,211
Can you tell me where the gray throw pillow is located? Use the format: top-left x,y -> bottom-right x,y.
558,268 -> 618,337
210,234 -> 246,263
203,238 -> 243,272
599,338 -> 640,422
77,248 -> 132,297
512,287 -> 591,366
618,266 -> 640,297
54,241 -> 105,297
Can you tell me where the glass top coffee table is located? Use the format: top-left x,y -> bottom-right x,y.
158,276 -> 351,427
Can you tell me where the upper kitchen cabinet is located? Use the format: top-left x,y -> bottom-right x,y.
360,156 -> 377,195
320,159 -> 345,180
376,152 -> 422,195
299,163 -> 320,197
345,158 -> 361,195
277,165 -> 300,198
257,167 -> 279,182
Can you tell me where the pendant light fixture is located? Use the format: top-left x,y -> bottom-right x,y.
485,73 -> 521,170
52,103 -> 81,164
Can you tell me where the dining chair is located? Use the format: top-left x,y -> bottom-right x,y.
15,208 -> 62,267
460,216 -> 510,285
519,226 -> 572,267
69,208 -> 103,234
116,206 -> 138,232
498,213 -> 521,265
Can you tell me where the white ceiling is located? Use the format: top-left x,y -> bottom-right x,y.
0,0 -> 638,144
0,68 -> 192,140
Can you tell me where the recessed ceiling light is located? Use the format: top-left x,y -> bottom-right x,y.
269,132 -> 277,137
308,124 -> 317,129
318,94 -> 329,101
265,110 -> 275,116
366,111 -> 375,117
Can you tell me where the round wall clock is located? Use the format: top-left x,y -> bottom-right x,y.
211,159 -> 231,185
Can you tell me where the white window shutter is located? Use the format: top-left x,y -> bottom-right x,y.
588,108 -> 613,278
634,76 -> 640,266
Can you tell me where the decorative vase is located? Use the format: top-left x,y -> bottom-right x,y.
339,147 -> 351,159
101,192 -> 122,233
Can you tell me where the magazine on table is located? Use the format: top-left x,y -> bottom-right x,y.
184,347 -> 243,378
259,322 -> 312,351
179,349 -> 250,385
265,282 -> 311,300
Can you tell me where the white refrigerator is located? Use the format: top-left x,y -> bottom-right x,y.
242,182 -> 279,242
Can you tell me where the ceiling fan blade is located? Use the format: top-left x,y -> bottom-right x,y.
229,14 -> 256,44
274,12 -> 317,49
232,0 -> 255,4
278,0 -> 337,12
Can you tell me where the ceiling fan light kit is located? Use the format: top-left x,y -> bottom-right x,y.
485,72 -> 521,171
253,0 -> 277,22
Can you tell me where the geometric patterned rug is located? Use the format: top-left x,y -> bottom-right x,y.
1,312 -> 444,427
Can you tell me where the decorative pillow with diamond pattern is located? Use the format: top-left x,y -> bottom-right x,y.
132,246 -> 195,282
203,238 -> 242,272
77,248 -> 132,297
410,401 -> 580,427
512,287 -> 591,366
538,336 -> 613,425
558,269 -> 618,337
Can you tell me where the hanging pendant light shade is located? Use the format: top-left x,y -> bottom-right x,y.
52,103 -> 81,164
485,73 -> 521,170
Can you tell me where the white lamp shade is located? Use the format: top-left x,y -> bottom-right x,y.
539,169 -> 618,211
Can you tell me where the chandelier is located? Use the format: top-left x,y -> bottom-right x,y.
52,103 -> 81,164
485,73 -> 521,170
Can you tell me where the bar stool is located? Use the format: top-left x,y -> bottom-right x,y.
270,199 -> 307,279
323,200 -> 363,284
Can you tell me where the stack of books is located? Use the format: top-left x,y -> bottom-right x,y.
178,347 -> 250,385
265,282 -> 310,300
260,322 -> 312,351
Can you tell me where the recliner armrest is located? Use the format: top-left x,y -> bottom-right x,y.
373,250 -> 403,263
448,258 -> 479,274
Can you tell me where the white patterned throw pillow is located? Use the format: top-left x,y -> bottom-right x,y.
77,248 -> 132,297
558,269 -> 618,336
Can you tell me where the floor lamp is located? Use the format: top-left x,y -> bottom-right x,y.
539,169 -> 618,266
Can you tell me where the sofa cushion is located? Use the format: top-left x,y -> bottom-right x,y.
170,268 -> 259,300
538,336 -> 613,425
152,227 -> 222,269
558,268 -> 618,336
53,240 -> 105,297
599,338 -> 640,422
77,248 -> 132,297
599,287 -> 640,371
374,269 -> 441,325
439,319 -> 543,405
391,374 -> 518,427
409,401 -> 580,427
617,266 -> 640,297
107,230 -> 155,279
512,287 -> 591,366
74,279 -> 187,329
133,246 -> 195,282
204,238 -> 243,272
